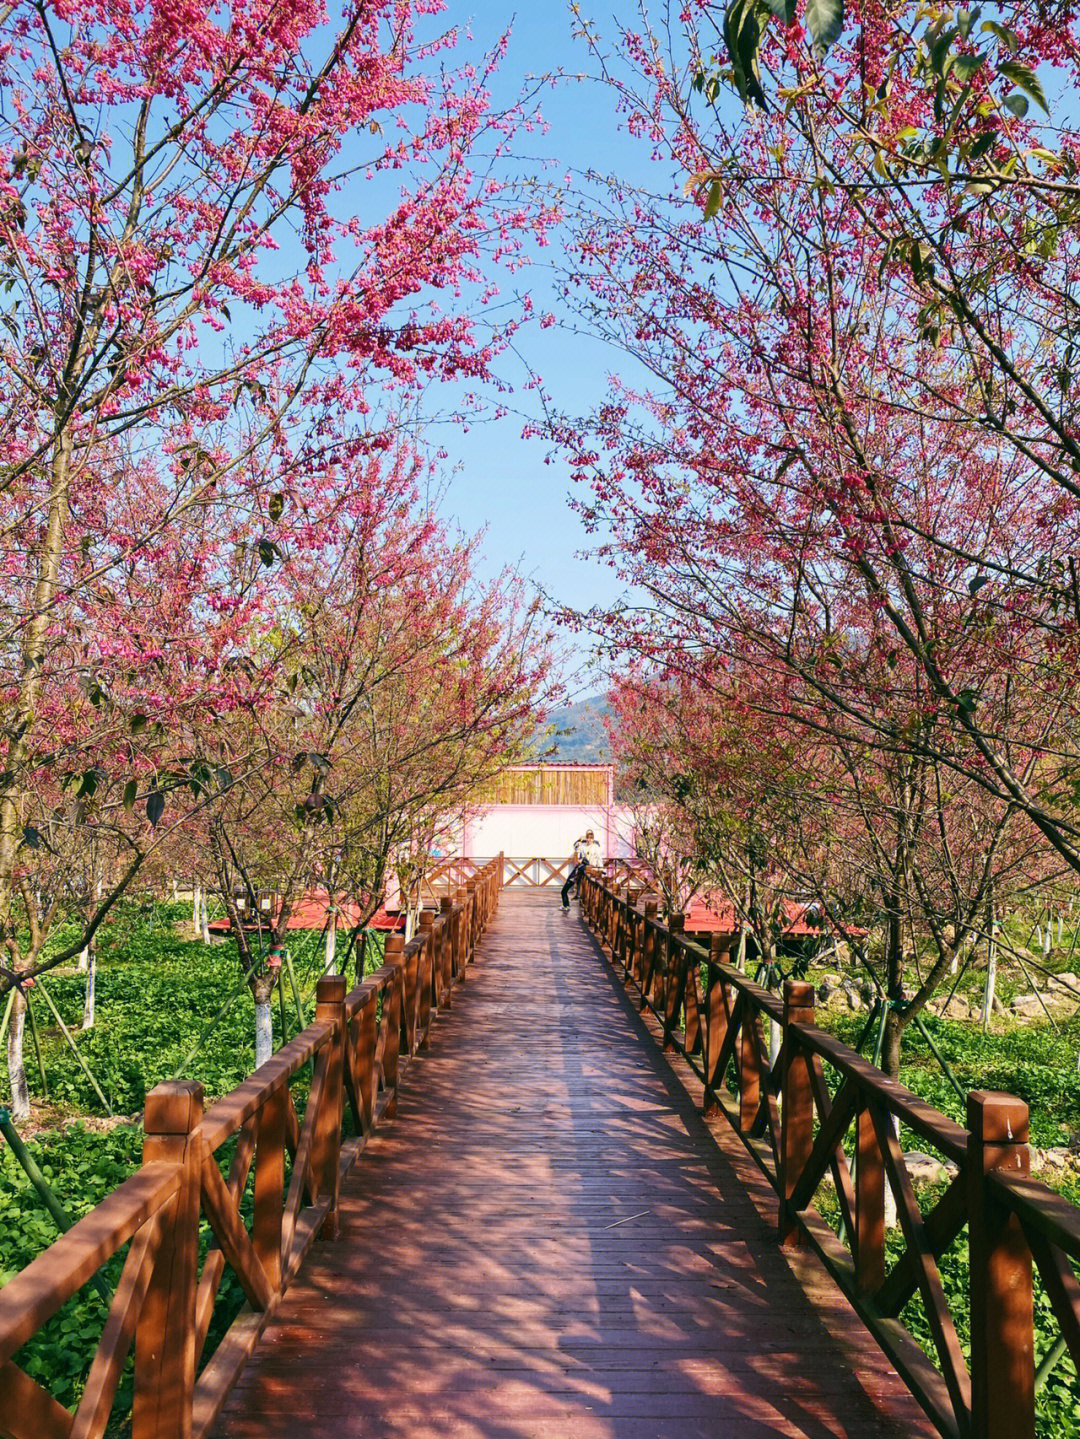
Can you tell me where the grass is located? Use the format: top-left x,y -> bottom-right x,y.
0,900 -> 386,1429
5,905 -> 1079,1434
805,967 -> 1080,1437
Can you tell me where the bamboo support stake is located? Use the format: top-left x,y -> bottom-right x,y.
34,978 -> 113,1116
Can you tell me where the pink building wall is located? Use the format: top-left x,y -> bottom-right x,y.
460,802 -> 637,863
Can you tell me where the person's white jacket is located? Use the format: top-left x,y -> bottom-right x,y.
582,840 -> 602,868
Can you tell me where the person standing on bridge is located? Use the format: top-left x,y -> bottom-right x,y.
562,830 -> 601,911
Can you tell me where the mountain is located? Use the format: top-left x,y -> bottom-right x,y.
534,694 -> 612,763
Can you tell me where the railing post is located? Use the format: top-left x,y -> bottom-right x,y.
133,1080 -> 203,1439
703,937 -> 730,1117
855,1096 -> 885,1295
779,981 -> 814,1247
662,914 -> 685,1051
439,896 -> 455,1004
417,910 -> 435,1045
624,885 -> 641,979
386,932 -> 411,1054
466,879 -> 478,961
252,1078 -> 286,1294
683,932 -> 703,1055
640,898 -> 658,1009
312,974 -> 346,1238
968,1090 -> 1035,1439
738,999 -> 760,1135
455,886 -> 467,980
608,881 -> 622,951
381,965 -> 403,1119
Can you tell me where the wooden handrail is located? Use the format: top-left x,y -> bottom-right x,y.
0,1165 -> 181,1367
579,868 -> 1080,1439
0,857 -> 504,1439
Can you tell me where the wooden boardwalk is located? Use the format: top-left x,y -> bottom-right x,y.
215,890 -> 935,1439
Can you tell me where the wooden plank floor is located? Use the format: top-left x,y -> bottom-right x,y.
216,890 -> 936,1439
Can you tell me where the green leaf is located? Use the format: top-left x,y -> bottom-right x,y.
981,19 -> 1019,53
146,791 -> 164,827
1003,92 -> 1029,118
129,713 -> 147,735
764,0 -> 796,20
951,53 -> 984,82
723,0 -> 769,106
21,825 -> 40,850
268,493 -> 285,523
998,59 -> 1048,114
968,573 -> 990,595
909,241 -> 935,285
77,769 -> 100,798
805,0 -> 844,51
122,779 -> 137,813
257,539 -> 278,567
704,180 -> 723,220
931,26 -> 958,78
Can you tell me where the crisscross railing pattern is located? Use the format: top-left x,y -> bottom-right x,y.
0,859 -> 502,1439
580,868 -> 1080,1439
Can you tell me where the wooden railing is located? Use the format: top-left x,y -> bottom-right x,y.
418,855 -> 494,902
580,869 -> 1080,1439
0,858 -> 502,1439
424,855 -> 577,891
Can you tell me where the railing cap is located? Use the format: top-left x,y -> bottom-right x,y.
967,1090 -> 1030,1144
783,979 -> 815,1012
145,1079 -> 204,1135
316,974 -> 347,1005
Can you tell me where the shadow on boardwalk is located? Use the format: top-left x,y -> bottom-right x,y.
216,890 -> 935,1439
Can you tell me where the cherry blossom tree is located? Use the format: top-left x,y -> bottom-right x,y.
0,0 -> 553,955
567,0 -> 1080,872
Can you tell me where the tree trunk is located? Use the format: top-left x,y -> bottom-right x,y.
325,913 -> 337,974
82,944 -> 96,1030
982,904 -> 997,1029
193,883 -> 202,937
78,944 -> 88,973
881,1009 -> 902,1082
734,926 -> 747,972
0,429 -> 72,935
765,942 -> 781,1067
254,998 -> 272,1068
7,990 -> 29,1121
881,1007 -> 903,1230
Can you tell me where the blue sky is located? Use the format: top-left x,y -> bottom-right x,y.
415,4 -> 667,695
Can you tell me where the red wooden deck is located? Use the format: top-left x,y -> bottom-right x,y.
214,890 -> 934,1438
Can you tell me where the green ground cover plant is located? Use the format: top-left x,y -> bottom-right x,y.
0,901 -> 387,1428
807,1008 -> 1080,1437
